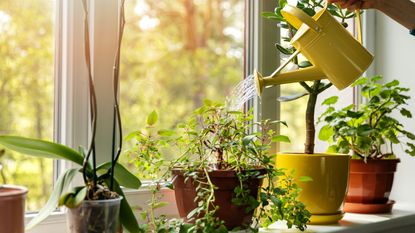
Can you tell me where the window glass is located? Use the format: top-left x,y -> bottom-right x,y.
119,0 -> 244,175
0,0 -> 55,212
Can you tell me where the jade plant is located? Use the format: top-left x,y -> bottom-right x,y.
262,0 -> 361,154
319,76 -> 415,160
127,101 -> 311,232
0,0 -> 143,232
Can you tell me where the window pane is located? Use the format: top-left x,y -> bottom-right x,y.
0,0 -> 55,212
120,0 -> 244,174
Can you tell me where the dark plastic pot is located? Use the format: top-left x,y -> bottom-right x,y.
67,197 -> 122,233
344,159 -> 400,213
172,168 -> 265,230
0,185 -> 28,233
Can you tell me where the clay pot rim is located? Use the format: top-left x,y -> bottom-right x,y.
0,184 -> 28,197
350,158 -> 401,163
172,166 -> 267,178
278,152 -> 350,157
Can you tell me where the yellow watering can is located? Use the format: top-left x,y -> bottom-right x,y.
255,3 -> 374,95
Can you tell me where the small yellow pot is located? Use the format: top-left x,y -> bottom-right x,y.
276,153 -> 350,224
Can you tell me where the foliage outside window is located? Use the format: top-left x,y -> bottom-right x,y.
0,0 -> 54,211
119,0 -> 244,173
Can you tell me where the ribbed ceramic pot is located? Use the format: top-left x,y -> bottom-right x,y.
276,153 -> 350,224
344,159 -> 399,213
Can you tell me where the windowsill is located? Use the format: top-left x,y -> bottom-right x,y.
26,186 -> 179,233
260,203 -> 415,233
27,190 -> 415,233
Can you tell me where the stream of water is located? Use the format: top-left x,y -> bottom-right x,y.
226,74 -> 257,111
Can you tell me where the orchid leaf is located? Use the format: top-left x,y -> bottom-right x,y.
104,178 -> 143,233
97,162 -> 141,189
0,136 -> 84,166
26,168 -> 79,230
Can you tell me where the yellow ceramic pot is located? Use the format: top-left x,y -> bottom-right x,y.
276,153 -> 350,224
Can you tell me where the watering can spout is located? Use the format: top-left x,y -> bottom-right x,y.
255,67 -> 325,96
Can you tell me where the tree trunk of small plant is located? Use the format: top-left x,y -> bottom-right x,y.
305,91 -> 317,154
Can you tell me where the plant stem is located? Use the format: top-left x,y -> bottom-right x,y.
304,81 -> 320,154
110,0 -> 126,190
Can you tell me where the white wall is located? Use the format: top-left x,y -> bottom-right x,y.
374,12 -> 415,203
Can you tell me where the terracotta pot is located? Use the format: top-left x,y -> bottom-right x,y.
172,168 -> 265,230
276,153 -> 350,224
344,159 -> 399,213
0,185 -> 28,233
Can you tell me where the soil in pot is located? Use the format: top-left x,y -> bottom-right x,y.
172,168 -> 265,230
344,159 -> 399,213
0,185 -> 28,233
67,197 -> 122,233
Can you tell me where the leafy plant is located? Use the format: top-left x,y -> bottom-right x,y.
262,0 -> 360,154
127,101 -> 311,232
318,76 -> 415,160
0,0 -> 143,232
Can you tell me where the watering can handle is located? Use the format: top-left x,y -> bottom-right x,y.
281,5 -> 322,32
355,10 -> 363,44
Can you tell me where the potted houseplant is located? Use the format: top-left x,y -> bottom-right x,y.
319,76 -> 415,213
260,0 -> 365,224
0,149 -> 28,233
127,102 -> 311,232
0,1 -> 143,232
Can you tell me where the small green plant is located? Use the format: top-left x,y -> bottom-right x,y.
262,0 -> 360,154
319,76 -> 415,160
127,101 -> 311,232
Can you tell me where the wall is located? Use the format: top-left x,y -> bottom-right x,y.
374,12 -> 415,203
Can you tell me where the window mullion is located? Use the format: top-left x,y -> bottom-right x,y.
89,0 -> 120,164
246,0 -> 281,154
54,0 -> 89,185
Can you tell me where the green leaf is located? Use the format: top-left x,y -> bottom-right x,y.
321,96 -> 338,106
318,125 -> 333,141
152,201 -> 169,210
96,162 -> 141,189
0,136 -> 84,166
357,124 -> 375,137
326,145 -> 338,153
302,8 -> 315,16
385,80 -> 399,87
352,77 -> 368,87
146,111 -> 158,126
346,110 -> 364,119
272,135 -> 291,143
277,92 -> 308,102
298,176 -> 313,182
125,130 -> 140,141
400,108 -> 412,118
261,12 -> 282,21
59,186 -> 87,208
158,129 -> 176,137
104,178 -> 142,233
26,168 -> 79,230
276,44 -> 293,55
298,61 -> 312,68
242,135 -> 256,146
